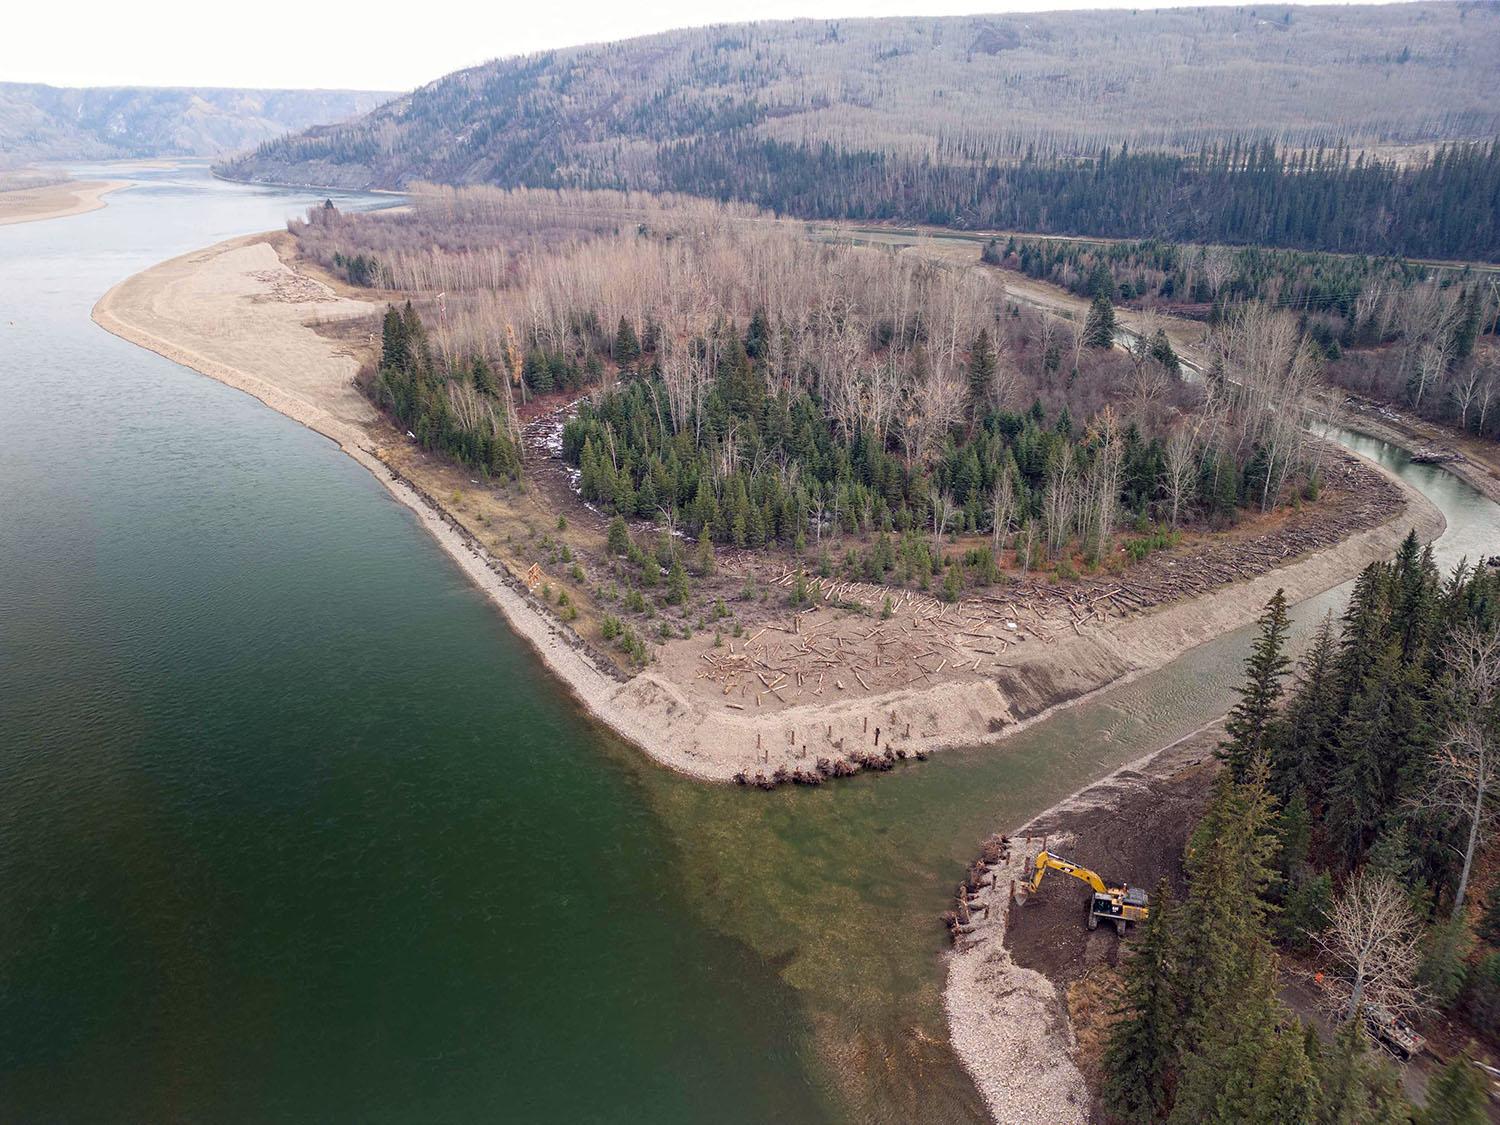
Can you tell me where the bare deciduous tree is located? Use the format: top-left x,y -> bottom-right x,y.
1163,422 -> 1200,529
1315,870 -> 1425,1023
990,473 -> 1016,556
928,485 -> 954,553
1201,245 -> 1235,298
1410,623 -> 1500,919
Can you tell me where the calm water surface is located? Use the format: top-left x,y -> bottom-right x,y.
2,166 -> 1496,1123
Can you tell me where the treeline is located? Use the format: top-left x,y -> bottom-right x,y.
992,237 -> 1441,324
993,232 -> 1500,443
658,138 -> 1500,261
1106,544 -> 1500,1120
369,303 -> 521,480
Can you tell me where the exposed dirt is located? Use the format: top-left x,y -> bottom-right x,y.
1006,724 -> 1222,982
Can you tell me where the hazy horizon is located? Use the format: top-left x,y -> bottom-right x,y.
9,0 -> 1431,92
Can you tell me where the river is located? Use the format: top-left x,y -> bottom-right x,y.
2,165 -> 1496,1123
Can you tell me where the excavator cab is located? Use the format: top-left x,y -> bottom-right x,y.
1087,885 -> 1150,935
1025,849 -> 1149,936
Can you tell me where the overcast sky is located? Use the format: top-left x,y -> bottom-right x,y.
7,0 -> 1420,91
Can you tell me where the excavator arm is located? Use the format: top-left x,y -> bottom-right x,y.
1027,850 -> 1108,895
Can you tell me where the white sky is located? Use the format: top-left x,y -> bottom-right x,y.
6,0 -> 1421,92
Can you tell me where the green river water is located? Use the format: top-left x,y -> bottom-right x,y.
2,165 -> 1496,1123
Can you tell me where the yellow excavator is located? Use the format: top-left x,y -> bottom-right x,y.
1024,850 -> 1149,935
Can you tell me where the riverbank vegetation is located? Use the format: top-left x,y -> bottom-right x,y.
990,235 -> 1500,443
313,188 -> 1345,617
1103,545 -> 1500,1120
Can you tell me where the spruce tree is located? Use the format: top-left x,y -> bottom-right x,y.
968,328 -> 997,405
666,557 -> 690,605
1417,1050 -> 1488,1125
1326,641 -> 1403,867
614,317 -> 641,369
1102,880 -> 1177,1123
1271,612 -> 1339,800
1083,293 -> 1117,349
1170,766 -> 1280,1043
606,516 -> 631,556
1315,1017 -> 1410,1125
381,305 -> 409,371
1219,589 -> 1292,781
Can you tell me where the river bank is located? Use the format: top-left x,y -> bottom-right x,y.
0,178 -> 128,225
1334,392 -> 1500,507
93,231 -> 1442,789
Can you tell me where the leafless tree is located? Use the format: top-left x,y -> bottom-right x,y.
1082,406 -> 1124,558
1201,245 -> 1235,298
1315,870 -> 1425,1023
1409,623 -> 1500,919
990,473 -> 1016,556
928,485 -> 954,553
1162,422 -> 1200,529
1043,444 -> 1079,559
1451,359 -> 1486,432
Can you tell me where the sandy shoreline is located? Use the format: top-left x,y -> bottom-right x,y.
91,232 -> 1443,792
0,179 -> 128,226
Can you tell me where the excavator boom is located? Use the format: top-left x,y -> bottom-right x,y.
1025,849 -> 1149,935
1027,850 -> 1108,894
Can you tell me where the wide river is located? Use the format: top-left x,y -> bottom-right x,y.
3,165 -> 1497,1123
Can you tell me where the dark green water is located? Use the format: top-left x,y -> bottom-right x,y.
3,165 -> 1497,1123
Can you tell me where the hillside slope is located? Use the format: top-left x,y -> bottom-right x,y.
0,84 -> 395,165
220,3 -> 1499,194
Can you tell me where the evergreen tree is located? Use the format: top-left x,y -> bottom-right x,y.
1102,880 -> 1177,1123
607,516 -> 631,556
1170,766 -> 1281,1039
1169,940 -> 1315,1124
968,328 -> 997,406
1083,293 -> 1117,349
666,557 -> 690,605
472,356 -> 498,395
1148,328 -> 1181,376
381,304 -> 409,371
1219,589 -> 1292,781
1417,1050 -> 1488,1125
745,307 -> 770,359
614,316 -> 641,369
1271,612 -> 1339,800
1326,641 -> 1403,867
1315,1017 -> 1410,1125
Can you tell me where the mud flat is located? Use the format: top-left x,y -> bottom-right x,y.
94,231 -> 1443,787
0,179 -> 128,226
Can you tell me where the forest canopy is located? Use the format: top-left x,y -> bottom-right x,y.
317,187 -> 1337,584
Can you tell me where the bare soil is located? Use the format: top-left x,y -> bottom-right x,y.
1005,725 -> 1222,984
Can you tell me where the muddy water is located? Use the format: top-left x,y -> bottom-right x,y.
3,164 -> 1497,1123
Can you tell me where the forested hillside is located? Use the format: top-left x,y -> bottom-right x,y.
220,4 -> 1500,258
0,84 -> 393,165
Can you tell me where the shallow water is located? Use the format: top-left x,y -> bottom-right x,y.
2,166 -> 1496,1123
